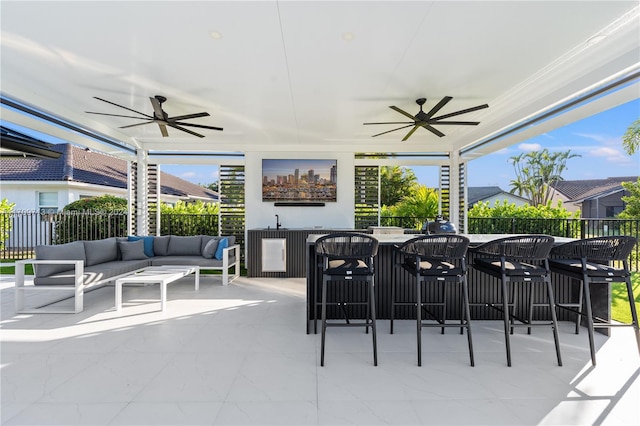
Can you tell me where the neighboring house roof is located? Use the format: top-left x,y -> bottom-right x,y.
467,186 -> 530,205
552,176 -> 637,202
0,143 -> 218,201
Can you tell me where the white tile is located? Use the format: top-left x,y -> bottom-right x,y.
2,402 -> 125,425
1,276 -> 638,426
110,401 -> 222,425
213,401 -> 317,425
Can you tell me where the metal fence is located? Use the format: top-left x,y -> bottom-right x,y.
0,211 -> 218,260
1,211 -> 638,270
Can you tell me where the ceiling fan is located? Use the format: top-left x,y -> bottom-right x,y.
86,95 -> 223,138
364,96 -> 488,141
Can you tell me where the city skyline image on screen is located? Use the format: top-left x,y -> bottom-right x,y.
262,159 -> 337,202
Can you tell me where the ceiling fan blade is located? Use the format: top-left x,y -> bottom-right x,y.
371,124 -> 415,138
389,106 -> 416,120
167,123 -> 204,138
168,112 -> 210,121
432,104 -> 489,121
158,123 -> 169,137
93,97 -> 153,118
173,121 -> 223,131
431,121 -> 480,125
149,96 -> 166,120
86,111 -> 153,120
363,121 -> 414,125
118,120 -> 154,129
423,124 -> 446,137
401,125 -> 420,141
424,96 -> 452,119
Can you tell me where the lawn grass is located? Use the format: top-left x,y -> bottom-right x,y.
612,272 -> 640,324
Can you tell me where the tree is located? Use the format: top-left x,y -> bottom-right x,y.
55,195 -> 128,243
380,166 -> 418,206
383,185 -> 439,228
622,119 -> 640,156
509,149 -> 580,206
618,177 -> 640,218
204,181 -> 219,192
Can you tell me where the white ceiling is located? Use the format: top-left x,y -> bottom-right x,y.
1,1 -> 639,164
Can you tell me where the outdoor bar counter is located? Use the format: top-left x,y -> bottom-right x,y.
305,233 -> 610,334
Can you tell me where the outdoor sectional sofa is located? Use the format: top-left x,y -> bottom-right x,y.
15,235 -> 239,313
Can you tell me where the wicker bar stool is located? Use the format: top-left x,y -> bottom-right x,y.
549,236 -> 640,366
391,234 -> 474,366
470,235 -> 562,367
315,233 -> 379,366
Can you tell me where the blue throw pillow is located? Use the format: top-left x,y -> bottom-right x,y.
214,237 -> 228,260
128,235 -> 155,257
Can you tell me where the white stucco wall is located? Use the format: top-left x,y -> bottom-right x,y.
0,182 -> 126,211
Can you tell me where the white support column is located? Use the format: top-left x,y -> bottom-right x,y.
127,161 -> 134,235
449,151 -> 460,227
461,162 -> 469,233
136,148 -> 149,236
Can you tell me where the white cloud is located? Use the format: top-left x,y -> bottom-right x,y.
589,146 -> 636,165
575,132 -> 620,146
518,143 -> 541,152
590,147 -> 619,157
181,172 -> 196,178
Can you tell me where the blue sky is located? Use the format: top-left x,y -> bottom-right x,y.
161,99 -> 639,190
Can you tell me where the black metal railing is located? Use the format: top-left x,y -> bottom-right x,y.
1,212 -> 638,270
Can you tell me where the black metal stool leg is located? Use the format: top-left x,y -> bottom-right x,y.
501,276 -> 512,367
462,277 -> 475,366
441,281 -> 447,335
416,276 -> 422,366
545,277 -> 563,366
370,277 -> 378,366
390,268 -> 396,334
320,276 -> 330,367
581,274 -> 597,366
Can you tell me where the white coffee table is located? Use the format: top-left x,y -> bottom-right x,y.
115,265 -> 200,311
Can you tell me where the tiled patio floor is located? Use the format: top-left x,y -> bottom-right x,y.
1,274 -> 638,425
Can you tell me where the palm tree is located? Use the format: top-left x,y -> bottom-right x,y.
509,149 -> 580,206
622,119 -> 640,155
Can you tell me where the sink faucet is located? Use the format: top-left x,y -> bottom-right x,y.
275,214 -> 281,230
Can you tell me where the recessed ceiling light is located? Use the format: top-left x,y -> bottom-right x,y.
342,32 -> 355,42
210,31 -> 223,40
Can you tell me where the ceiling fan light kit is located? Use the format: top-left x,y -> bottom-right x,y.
364,96 -> 489,141
85,95 -> 223,138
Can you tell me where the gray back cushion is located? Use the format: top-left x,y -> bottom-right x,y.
154,236 -> 171,256
84,238 -> 118,266
202,237 -> 221,259
118,240 -> 149,261
167,235 -> 203,256
226,236 -> 236,246
34,241 -> 86,277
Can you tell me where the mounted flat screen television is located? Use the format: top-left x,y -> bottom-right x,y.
262,159 -> 337,202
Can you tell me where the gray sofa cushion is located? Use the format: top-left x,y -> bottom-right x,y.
202,237 -> 222,259
127,235 -> 155,257
151,256 -> 233,268
154,236 -> 170,256
84,238 -> 118,266
167,235 -> 202,256
34,259 -> 149,286
118,240 -> 148,261
34,241 -> 86,278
